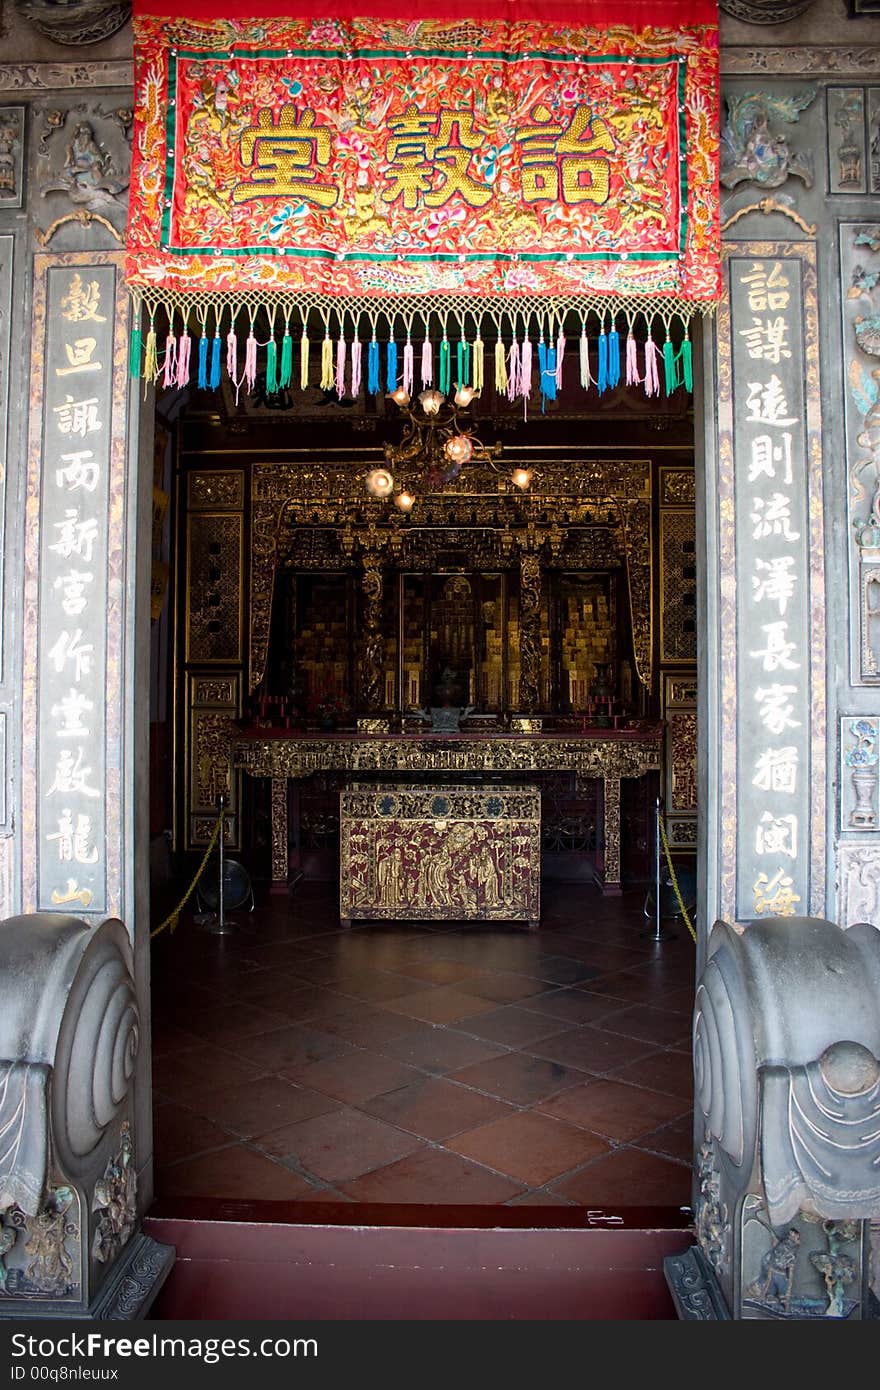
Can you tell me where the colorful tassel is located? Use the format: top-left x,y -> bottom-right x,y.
279,332 -> 292,389
197,334 -> 208,389
367,338 -> 380,394
420,338 -> 433,388
607,324 -> 620,388
644,335 -> 660,397
300,331 -> 310,391
507,339 -> 520,402
494,338 -> 508,394
244,327 -> 258,393
386,339 -> 398,393
143,324 -> 158,384
597,329 -> 608,394
473,337 -> 484,392
538,341 -> 557,409
320,334 -> 334,391
266,337 -> 278,394
663,337 -> 676,395
335,335 -> 346,399
128,324 -> 143,379
682,336 -> 693,392
520,336 -> 533,409
456,339 -> 470,389
579,329 -> 592,390
351,338 -> 362,398
210,334 -> 221,389
226,327 -> 237,381
625,333 -> 640,387
402,339 -> 414,396
176,332 -> 191,388
555,327 -> 565,392
162,332 -> 177,389
439,337 -> 451,395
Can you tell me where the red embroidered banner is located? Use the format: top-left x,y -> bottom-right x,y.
126,11 -> 720,314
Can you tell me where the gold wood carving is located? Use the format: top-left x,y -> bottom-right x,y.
660,509 -> 697,663
35,209 -> 123,247
660,469 -> 696,506
602,777 -> 622,891
518,550 -> 542,712
720,199 -> 816,238
271,778 -> 288,882
232,731 -> 661,891
339,783 -> 541,926
188,471 -> 245,510
617,500 -> 653,691
360,563 -> 385,713
247,459 -> 653,696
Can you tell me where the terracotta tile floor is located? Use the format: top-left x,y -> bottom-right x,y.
150,881 -> 696,1208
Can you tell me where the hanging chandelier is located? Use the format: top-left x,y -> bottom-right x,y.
365,385 -> 530,512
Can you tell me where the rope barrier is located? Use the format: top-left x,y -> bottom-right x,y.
150,815 -> 223,940
657,806 -> 697,944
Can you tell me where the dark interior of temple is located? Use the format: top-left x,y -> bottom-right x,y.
146,324 -> 699,1210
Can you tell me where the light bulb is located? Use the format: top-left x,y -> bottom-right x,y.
395,491 -> 415,512
444,434 -> 474,464
389,386 -> 410,407
453,384 -> 477,407
511,467 -> 533,491
417,388 -> 443,416
365,468 -> 395,498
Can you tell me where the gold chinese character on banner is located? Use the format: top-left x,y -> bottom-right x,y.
383,106 -> 492,210
514,103 -> 613,205
234,107 -> 338,208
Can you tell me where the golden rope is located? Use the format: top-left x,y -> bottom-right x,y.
150,814 -> 223,940
657,807 -> 697,944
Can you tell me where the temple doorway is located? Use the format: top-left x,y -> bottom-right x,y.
146,322 -> 700,1212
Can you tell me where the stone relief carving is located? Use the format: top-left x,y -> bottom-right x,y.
721,88 -> 817,190
0,107 -> 24,208
837,841 -> 880,927
842,225 -> 880,681
91,1122 -> 136,1265
0,1186 -> 81,1300
41,115 -> 127,209
694,1136 -> 731,1279
719,0 -> 816,20
742,1201 -> 863,1320
12,0 -> 131,47
840,716 -> 879,830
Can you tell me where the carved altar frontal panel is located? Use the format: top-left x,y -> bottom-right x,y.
185,512 -> 243,664
660,509 -> 698,662
340,782 -> 541,923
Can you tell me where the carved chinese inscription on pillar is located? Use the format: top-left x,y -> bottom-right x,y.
731,256 -> 813,921
36,265 -> 115,914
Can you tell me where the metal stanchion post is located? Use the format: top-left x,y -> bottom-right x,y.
202,794 -> 235,936
643,795 -> 676,941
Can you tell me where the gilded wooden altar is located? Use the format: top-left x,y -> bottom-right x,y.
231,726 -> 663,893
339,783 -> 541,929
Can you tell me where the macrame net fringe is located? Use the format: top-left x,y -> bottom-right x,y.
128,288 -> 714,400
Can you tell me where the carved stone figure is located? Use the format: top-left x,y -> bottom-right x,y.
41,118 -> 127,210
747,1226 -> 800,1313
720,89 -> 817,191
